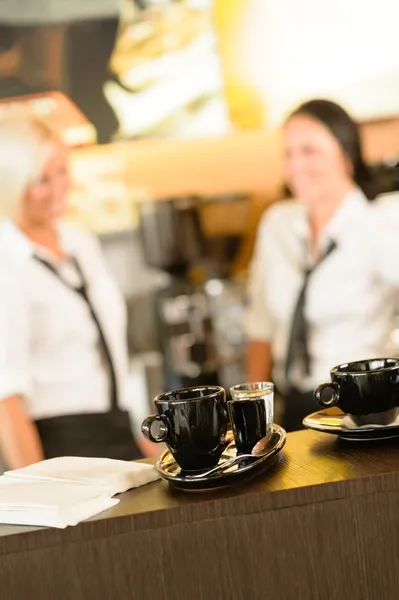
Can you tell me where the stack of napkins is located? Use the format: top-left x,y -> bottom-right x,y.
0,478 -> 119,529
0,457 -> 159,529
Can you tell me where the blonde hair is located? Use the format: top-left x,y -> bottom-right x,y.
0,117 -> 60,218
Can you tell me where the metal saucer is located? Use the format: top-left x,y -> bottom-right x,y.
156,424 -> 287,492
303,409 -> 399,441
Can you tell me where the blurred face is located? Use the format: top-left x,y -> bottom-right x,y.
17,142 -> 70,227
283,114 -> 353,207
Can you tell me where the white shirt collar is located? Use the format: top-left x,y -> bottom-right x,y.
0,219 -> 74,262
321,187 -> 368,245
0,219 -> 33,260
292,187 -> 369,255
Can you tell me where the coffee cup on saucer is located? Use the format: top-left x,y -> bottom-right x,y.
314,358 -> 399,426
141,386 -> 228,472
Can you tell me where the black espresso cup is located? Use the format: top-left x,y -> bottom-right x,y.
141,386 -> 228,472
314,358 -> 399,425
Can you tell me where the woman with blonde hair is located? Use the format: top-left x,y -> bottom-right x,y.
0,117 -> 153,468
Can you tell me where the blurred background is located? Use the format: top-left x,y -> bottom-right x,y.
1,0 -> 399,433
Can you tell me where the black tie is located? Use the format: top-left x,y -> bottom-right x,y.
285,240 -> 336,385
32,255 -> 119,412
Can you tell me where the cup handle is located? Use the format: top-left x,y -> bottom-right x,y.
314,382 -> 339,408
141,414 -> 170,443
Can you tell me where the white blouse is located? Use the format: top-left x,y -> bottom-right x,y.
0,220 -> 130,420
246,189 -> 399,393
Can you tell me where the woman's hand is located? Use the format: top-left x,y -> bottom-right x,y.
0,395 -> 44,470
246,340 -> 272,382
137,435 -> 164,458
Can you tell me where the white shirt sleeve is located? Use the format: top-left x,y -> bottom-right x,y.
370,193 -> 399,285
245,210 -> 275,343
0,268 -> 31,401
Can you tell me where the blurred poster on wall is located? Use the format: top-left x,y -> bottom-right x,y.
107,0 -> 230,139
0,0 -> 230,143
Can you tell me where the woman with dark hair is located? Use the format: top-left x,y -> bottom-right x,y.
246,98 -> 399,431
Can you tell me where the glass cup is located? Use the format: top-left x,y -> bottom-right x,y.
228,382 -> 274,454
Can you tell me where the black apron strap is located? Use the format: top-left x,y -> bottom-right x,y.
33,254 -> 119,412
282,388 -> 316,433
285,240 -> 337,385
34,411 -> 143,461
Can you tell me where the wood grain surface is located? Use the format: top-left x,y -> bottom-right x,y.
3,428 -> 399,599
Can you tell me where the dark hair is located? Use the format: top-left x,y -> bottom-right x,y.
287,99 -> 376,200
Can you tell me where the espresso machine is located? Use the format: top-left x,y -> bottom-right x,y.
138,197 -> 221,391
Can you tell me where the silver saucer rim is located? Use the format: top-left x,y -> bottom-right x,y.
155,423 -> 287,485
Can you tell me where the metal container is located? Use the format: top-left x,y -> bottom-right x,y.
138,197 -> 206,274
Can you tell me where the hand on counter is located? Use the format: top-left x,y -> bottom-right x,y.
138,435 -> 164,458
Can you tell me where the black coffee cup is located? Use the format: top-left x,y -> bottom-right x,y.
141,386 -> 228,472
314,358 -> 399,425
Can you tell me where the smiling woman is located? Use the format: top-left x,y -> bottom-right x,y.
245,98 -> 399,432
0,117 -> 156,469
285,100 -> 375,204
0,118 -> 69,225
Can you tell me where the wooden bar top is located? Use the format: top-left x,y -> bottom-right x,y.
3,427 -> 399,553
5,428 -> 399,600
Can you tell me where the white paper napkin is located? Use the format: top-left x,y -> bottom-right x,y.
0,477 -> 118,529
4,456 -> 160,497
341,411 -> 399,429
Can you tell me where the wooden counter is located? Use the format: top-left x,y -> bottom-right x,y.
3,428 -> 399,600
